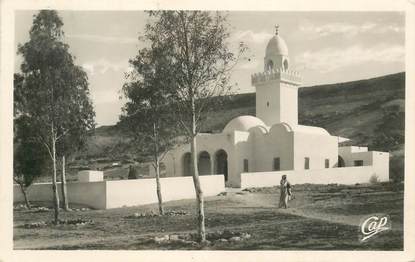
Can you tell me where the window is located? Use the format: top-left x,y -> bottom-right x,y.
243,159 -> 249,172
354,160 -> 364,166
338,156 -> 345,167
267,60 -> 274,71
325,159 -> 330,168
273,158 -> 280,171
304,157 -> 310,170
267,101 -> 269,107
283,59 -> 289,70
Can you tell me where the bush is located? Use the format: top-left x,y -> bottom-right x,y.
369,174 -> 379,184
127,165 -> 139,179
390,156 -> 404,182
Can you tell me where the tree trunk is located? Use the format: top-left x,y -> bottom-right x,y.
51,128 -> 60,224
190,97 -> 206,242
153,123 -> 164,215
18,183 -> 31,209
191,134 -> 206,242
155,157 -> 164,215
61,155 -> 69,211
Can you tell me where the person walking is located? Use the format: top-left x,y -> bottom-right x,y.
279,175 -> 292,208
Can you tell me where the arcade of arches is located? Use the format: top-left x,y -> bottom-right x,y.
182,150 -> 228,181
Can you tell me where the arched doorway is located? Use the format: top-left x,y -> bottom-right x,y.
338,155 -> 345,168
215,149 -> 228,182
198,151 -> 211,175
182,152 -> 192,176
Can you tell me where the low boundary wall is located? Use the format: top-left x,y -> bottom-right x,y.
14,175 -> 225,209
13,181 -> 107,209
240,166 -> 388,189
105,175 -> 225,209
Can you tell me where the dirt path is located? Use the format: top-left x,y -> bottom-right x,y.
226,192 -> 396,229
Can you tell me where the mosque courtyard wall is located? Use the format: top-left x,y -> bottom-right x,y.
240,165 -> 388,189
13,174 -> 225,210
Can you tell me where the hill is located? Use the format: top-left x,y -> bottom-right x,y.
75,72 -> 405,181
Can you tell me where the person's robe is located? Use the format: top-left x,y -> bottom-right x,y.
279,179 -> 291,208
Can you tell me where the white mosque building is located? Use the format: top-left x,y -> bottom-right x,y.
159,26 -> 390,188
13,26 -> 391,209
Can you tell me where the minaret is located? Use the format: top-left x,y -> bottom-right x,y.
251,25 -> 302,127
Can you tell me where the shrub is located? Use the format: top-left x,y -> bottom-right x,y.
369,174 -> 379,184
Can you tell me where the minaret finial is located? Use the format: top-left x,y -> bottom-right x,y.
275,24 -> 279,35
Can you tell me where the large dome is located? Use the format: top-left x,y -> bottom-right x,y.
223,115 -> 267,133
265,35 -> 289,57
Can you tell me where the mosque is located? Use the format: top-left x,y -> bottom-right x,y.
158,26 -> 390,188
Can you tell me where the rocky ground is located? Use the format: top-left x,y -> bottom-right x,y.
13,182 -> 403,250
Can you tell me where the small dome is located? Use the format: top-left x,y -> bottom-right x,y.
269,122 -> 330,136
223,115 -> 267,133
293,125 -> 330,136
266,35 -> 289,57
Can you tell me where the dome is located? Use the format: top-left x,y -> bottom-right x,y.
265,35 -> 288,57
292,124 -> 330,136
223,115 -> 267,133
269,123 -> 330,136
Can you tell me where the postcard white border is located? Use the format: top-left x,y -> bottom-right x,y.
1,0 -> 414,261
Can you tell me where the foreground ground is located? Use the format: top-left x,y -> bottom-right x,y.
13,182 -> 403,250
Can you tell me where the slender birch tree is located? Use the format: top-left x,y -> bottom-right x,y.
141,11 -> 246,241
15,10 -> 95,223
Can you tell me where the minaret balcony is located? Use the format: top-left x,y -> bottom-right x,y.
251,68 -> 302,86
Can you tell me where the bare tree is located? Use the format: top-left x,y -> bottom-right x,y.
121,44 -> 181,215
141,11 -> 246,241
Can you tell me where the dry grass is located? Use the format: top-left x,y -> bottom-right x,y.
13,182 -> 403,250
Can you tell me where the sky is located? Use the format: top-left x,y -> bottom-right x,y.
15,11 -> 405,126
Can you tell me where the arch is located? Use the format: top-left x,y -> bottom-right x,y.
182,152 -> 192,176
215,149 -> 228,182
198,151 -> 211,175
338,155 -> 345,168
283,59 -> 289,70
266,60 -> 274,71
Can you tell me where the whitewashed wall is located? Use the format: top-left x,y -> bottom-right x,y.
14,175 -> 225,209
105,175 -> 225,209
240,166 -> 388,189
13,181 -> 107,209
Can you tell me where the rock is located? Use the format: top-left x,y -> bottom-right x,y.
229,236 -> 242,242
24,221 -> 47,228
218,238 -> 228,243
207,231 -> 222,241
241,233 -> 251,239
221,229 -> 234,239
169,234 -> 180,241
167,210 -> 188,216
201,240 -> 211,246
178,234 -> 191,240
154,235 -> 169,243
185,240 -> 198,247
